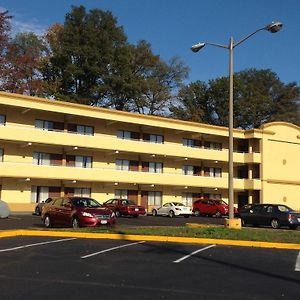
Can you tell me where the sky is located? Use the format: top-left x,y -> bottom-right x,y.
1,0 -> 299,85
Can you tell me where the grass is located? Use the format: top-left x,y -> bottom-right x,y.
48,225 -> 300,244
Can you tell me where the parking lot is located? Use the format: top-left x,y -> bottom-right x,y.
0,235 -> 300,299
0,213 -> 225,230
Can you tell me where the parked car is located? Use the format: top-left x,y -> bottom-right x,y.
102,198 -> 146,217
34,197 -> 53,216
41,197 -> 116,228
193,199 -> 238,218
238,203 -> 300,229
152,202 -> 192,218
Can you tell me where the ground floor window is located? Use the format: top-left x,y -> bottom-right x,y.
148,191 -> 162,206
182,192 -> 193,207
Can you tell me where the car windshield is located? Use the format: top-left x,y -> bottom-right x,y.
72,198 -> 101,208
121,199 -> 136,205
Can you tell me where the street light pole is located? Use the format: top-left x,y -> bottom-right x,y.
228,36 -> 234,220
191,22 -> 282,223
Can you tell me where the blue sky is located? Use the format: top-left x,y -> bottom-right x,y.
1,0 -> 299,85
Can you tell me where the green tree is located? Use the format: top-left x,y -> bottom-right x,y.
43,5 -> 127,105
169,81 -> 211,123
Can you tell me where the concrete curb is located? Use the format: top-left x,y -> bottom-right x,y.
1,229 -> 300,250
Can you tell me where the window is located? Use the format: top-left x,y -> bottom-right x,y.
31,186 -> 49,203
0,148 -> 3,162
204,193 -> 221,200
115,189 -> 128,199
35,119 -> 64,131
116,159 -> 130,171
76,125 -> 94,135
33,152 -> 51,166
149,162 -> 163,173
183,138 -> 201,148
182,165 -> 194,175
35,119 -> 53,130
204,141 -> 222,150
204,167 -> 222,177
143,134 -> 164,144
33,152 -> 62,166
75,156 -> 92,168
0,114 -> 6,125
182,193 -> 193,207
74,188 -> 91,197
148,191 -> 162,206
117,130 -> 140,140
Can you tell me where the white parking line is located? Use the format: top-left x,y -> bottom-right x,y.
81,240 -> 146,259
295,251 -> 300,271
173,244 -> 216,263
0,238 -> 77,253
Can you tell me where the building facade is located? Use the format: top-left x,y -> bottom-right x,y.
0,92 -> 299,213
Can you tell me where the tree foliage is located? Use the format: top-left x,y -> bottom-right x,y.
42,5 -> 128,105
172,68 -> 300,128
0,6 -> 299,127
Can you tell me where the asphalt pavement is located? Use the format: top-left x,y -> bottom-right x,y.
0,213 -> 224,230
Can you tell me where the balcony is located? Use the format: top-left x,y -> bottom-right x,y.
0,161 -> 261,190
0,124 -> 261,164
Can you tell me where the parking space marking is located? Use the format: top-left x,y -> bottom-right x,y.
173,244 -> 216,263
81,240 -> 146,259
0,238 -> 77,253
295,251 -> 300,271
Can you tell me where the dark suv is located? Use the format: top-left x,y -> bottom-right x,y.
193,199 -> 238,218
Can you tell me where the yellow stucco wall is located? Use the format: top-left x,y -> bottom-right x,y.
261,122 -> 300,209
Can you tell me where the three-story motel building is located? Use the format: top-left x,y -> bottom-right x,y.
0,91 -> 299,213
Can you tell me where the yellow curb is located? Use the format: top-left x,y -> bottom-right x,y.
0,229 -> 300,250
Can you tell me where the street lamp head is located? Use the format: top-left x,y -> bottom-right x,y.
191,42 -> 206,52
265,21 -> 283,33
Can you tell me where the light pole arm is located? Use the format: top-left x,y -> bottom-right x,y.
233,27 -> 265,48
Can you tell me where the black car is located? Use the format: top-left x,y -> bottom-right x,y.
239,204 -> 300,229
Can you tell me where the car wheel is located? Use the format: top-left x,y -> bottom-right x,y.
152,209 -> 157,216
44,215 -> 52,228
35,206 -> 41,216
72,217 -> 80,229
168,210 -> 175,218
194,209 -> 201,217
214,211 -> 222,218
115,210 -> 121,217
270,218 -> 280,229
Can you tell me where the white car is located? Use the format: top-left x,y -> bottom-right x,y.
152,202 -> 192,218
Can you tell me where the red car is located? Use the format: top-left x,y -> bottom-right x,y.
41,197 -> 116,228
193,199 -> 238,218
103,198 -> 146,217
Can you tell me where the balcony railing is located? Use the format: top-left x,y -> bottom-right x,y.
0,123 -> 261,164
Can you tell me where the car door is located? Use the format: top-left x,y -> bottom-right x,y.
58,198 -> 73,226
158,203 -> 170,215
104,199 -> 116,212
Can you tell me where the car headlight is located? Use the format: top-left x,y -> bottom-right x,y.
82,211 -> 94,218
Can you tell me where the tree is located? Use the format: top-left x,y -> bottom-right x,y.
0,10 -> 12,88
3,32 -> 46,95
171,69 -> 300,129
169,80 -> 212,123
42,5 -> 128,105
